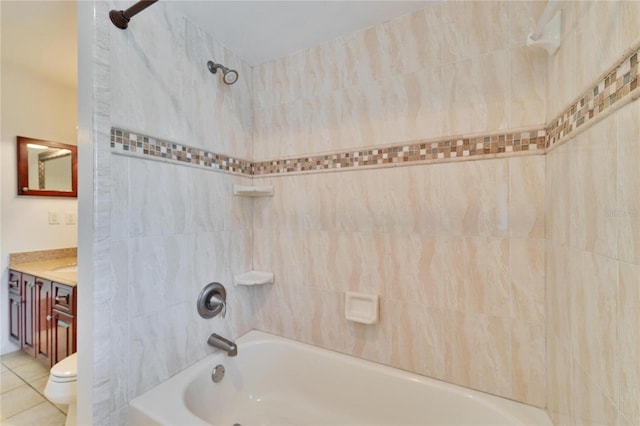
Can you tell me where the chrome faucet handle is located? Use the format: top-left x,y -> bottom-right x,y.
197,282 -> 227,319
208,294 -> 226,318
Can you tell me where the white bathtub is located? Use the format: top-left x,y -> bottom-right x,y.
129,331 -> 552,426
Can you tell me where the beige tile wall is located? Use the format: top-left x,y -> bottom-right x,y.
547,1 -> 640,120
253,1 -> 547,160
545,2 -> 640,425
252,154 -> 547,407
546,99 -> 640,426
250,0 -> 640,416
250,0 -> 549,408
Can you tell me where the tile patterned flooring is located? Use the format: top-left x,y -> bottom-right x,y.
0,351 -> 66,425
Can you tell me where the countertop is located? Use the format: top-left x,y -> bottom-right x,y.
10,257 -> 78,287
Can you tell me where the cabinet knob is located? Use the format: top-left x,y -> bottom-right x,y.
22,187 -> 29,192
13,301 -> 20,307
47,315 -> 53,321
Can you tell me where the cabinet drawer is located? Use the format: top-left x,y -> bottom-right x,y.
8,270 -> 21,294
52,283 -> 75,315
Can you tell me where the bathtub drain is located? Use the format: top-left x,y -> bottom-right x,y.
211,364 -> 225,383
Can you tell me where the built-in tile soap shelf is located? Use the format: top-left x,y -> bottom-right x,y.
234,270 -> 274,286
233,185 -> 274,197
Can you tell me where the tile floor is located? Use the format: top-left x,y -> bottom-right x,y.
0,351 -> 66,426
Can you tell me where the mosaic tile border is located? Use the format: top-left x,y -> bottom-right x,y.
110,128 -> 252,175
547,47 -> 639,149
251,130 -> 546,175
110,45 -> 640,176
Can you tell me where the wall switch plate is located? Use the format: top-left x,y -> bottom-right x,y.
65,212 -> 77,225
49,212 -> 60,225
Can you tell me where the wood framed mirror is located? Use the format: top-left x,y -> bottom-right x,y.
17,136 -> 78,197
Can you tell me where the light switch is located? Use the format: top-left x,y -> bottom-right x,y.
65,212 -> 77,225
49,212 -> 60,225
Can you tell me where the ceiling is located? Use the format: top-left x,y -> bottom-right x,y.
167,1 -> 432,65
1,1 -> 77,89
0,1 -> 431,89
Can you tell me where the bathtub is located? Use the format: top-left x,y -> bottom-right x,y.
129,331 -> 552,426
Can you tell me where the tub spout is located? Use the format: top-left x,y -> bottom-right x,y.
207,333 -> 237,357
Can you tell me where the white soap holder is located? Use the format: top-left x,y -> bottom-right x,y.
234,270 -> 274,286
345,292 -> 379,325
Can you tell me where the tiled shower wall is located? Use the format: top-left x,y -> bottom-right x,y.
251,1 -> 548,407
253,1 -> 547,160
252,156 -> 546,406
100,2 -> 256,422
89,0 -> 640,423
546,103 -> 640,426
545,2 -> 640,425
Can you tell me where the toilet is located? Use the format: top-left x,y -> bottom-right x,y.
44,353 -> 77,426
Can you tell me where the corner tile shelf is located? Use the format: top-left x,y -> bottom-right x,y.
233,185 -> 274,197
234,270 -> 274,286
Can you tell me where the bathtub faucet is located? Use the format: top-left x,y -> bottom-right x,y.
207,333 -> 238,357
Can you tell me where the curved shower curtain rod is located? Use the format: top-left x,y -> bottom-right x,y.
110,0 -> 159,30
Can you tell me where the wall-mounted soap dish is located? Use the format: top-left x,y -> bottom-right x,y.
345,291 -> 379,325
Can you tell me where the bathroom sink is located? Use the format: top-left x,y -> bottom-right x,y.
50,265 -> 77,273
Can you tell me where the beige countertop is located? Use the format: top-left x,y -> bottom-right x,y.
10,257 -> 78,287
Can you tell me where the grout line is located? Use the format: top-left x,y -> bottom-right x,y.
1,359 -> 67,416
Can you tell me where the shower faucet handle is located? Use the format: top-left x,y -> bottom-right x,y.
197,282 -> 227,319
208,294 -> 226,318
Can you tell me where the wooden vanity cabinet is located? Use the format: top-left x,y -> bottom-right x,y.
36,279 -> 53,365
51,283 -> 76,364
21,274 -> 37,357
8,270 -> 21,293
21,276 -> 54,366
52,310 -> 76,365
7,271 -> 21,345
7,269 -> 76,367
8,292 -> 22,344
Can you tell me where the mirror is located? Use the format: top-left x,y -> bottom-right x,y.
17,136 -> 77,197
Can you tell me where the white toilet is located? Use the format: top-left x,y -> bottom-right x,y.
44,352 -> 77,426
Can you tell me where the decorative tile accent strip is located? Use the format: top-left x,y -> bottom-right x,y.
547,47 -> 639,149
110,46 -> 639,177
252,130 -> 546,175
110,128 -> 252,175
110,127 -> 545,177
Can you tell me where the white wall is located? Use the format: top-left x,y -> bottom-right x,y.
0,63 -> 78,355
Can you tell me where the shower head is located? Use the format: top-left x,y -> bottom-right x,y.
207,61 -> 239,85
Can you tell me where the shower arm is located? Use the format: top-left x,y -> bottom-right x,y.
109,0 -> 159,30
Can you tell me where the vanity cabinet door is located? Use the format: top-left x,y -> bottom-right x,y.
8,292 -> 22,344
21,274 -> 37,357
52,311 -> 75,365
35,279 -> 53,366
